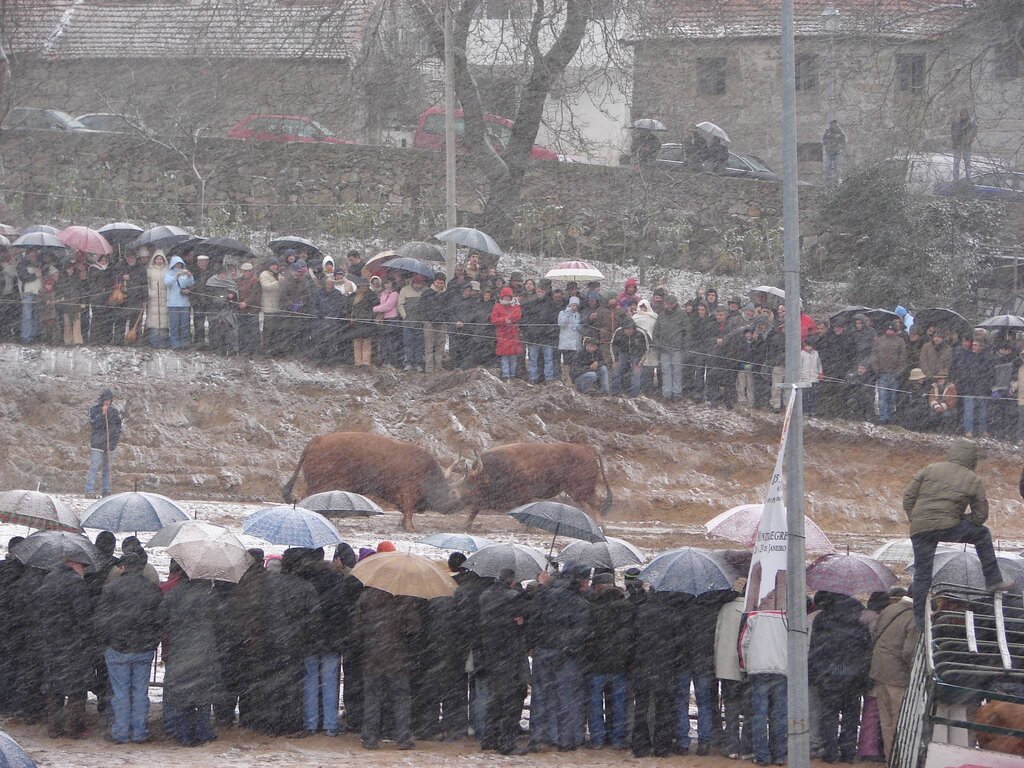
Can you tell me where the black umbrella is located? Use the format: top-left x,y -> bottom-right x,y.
298,491 -> 385,518
203,236 -> 253,257
507,501 -> 606,560
21,224 -> 58,236
97,222 -> 144,246
133,225 -> 190,249
268,236 -> 324,258
976,314 -> 1024,330
0,730 -> 37,768
11,530 -> 102,571
828,306 -> 872,327
464,543 -> 549,582
396,241 -> 445,262
867,308 -> 900,327
913,307 -> 971,337
12,232 -> 66,249
638,547 -> 738,595
166,236 -> 207,259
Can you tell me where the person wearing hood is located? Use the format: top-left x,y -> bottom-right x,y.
162,254 -> 194,349
617,277 -> 640,309
490,287 -> 523,381
633,298 -> 659,395
204,261 -> 240,355
85,388 -> 123,497
903,438 -> 1012,628
558,296 -> 584,383
870,589 -> 919,759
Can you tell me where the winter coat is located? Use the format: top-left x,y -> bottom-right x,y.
652,305 -> 690,353
236,273 -> 262,315
634,301 -> 658,365
490,301 -> 523,356
297,562 -> 352,656
822,125 -> 847,155
951,115 -> 977,149
258,269 -> 281,313
159,578 -> 223,709
521,293 -> 560,346
280,271 -> 317,314
956,348 -> 995,396
347,291 -> 378,340
683,592 -> 734,676
55,266 -> 86,312
571,346 -> 607,380
558,306 -> 583,352
903,438 -> 987,535
530,579 -> 589,658
871,333 -> 907,375
372,289 -> 399,320
850,321 -> 874,362
740,610 -> 788,676
418,286 -> 449,324
800,349 -> 822,385
397,284 -> 424,321
145,254 -> 169,330
163,256 -> 194,308
123,260 -> 149,309
477,582 -> 528,681
870,599 -> 919,687
919,341 -> 953,380
87,263 -> 116,307
611,326 -> 650,362
585,587 -> 635,674
764,328 -> 786,368
355,587 -> 421,675
35,564 -> 95,694
808,594 -> 872,697
817,330 -> 857,378
632,591 -> 683,690
16,257 -> 42,295
714,595 -> 745,681
95,570 -> 164,653
88,388 -> 123,451
453,573 -> 490,670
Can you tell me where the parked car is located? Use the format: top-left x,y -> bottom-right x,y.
75,113 -> 144,133
2,107 -> 92,132
413,106 -> 559,161
933,170 -> 1024,204
655,142 -> 786,182
889,152 -> 1005,195
226,114 -> 352,145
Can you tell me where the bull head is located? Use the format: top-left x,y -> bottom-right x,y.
443,454 -> 462,480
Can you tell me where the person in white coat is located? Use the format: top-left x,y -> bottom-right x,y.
716,591 -> 752,759
557,296 -> 583,383
144,250 -> 169,347
800,337 -> 823,416
740,610 -> 788,766
633,299 -> 658,395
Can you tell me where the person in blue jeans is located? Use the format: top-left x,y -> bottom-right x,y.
94,552 -> 164,744
610,320 -> 648,398
741,611 -> 789,766
163,255 -> 194,349
572,337 -> 610,395
85,388 -> 122,497
585,573 -> 632,748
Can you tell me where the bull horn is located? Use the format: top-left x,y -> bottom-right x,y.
472,450 -> 482,469
444,454 -> 461,479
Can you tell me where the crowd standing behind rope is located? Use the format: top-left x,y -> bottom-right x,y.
3,241 -> 1023,440
0,536 -> 924,764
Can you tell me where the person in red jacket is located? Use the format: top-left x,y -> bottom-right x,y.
490,287 -> 523,381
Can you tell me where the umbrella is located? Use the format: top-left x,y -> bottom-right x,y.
695,121 -> 730,144
806,553 -> 898,596
242,505 -> 342,547
508,501 -> 606,544
871,539 -> 918,569
0,223 -> 19,236
382,257 -> 436,280
11,530 -> 101,571
909,551 -> 986,595
418,533 -> 494,553
268,236 -> 324,258
146,519 -> 229,549
0,235 -> 8,249
913,307 -> 971,337
166,525 -> 252,583
976,314 -> 1024,330
350,551 -> 456,599
21,225 -> 58,235
749,285 -> 785,300
12,232 -> 66,249
166,236 -> 207,258
434,227 -> 503,257
704,503 -> 835,554
997,556 -> 1024,594
630,118 -> 667,131
362,250 -> 397,277
828,306 -> 873,327
544,260 -> 606,281
97,222 -> 144,245
867,308 -> 901,327
0,730 -> 37,768
57,226 -> 112,255
133,225 -> 190,249
556,536 -> 644,569
298,491 -> 385,518
464,543 -> 548,582
0,490 -> 82,532
202,236 -> 253,257
396,241 -> 445,262
80,491 -> 189,533
639,547 -> 738,594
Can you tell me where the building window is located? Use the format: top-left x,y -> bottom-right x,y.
697,57 -> 727,96
994,41 -> 1022,80
895,53 -> 926,94
795,53 -> 819,92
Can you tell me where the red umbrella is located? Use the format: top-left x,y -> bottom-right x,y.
57,226 -> 112,256
806,553 -> 897,597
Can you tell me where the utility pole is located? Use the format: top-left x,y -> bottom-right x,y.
781,0 -> 809,764
443,0 -> 458,279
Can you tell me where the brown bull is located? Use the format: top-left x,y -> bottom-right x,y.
976,700 -> 1024,756
455,442 -> 613,530
282,432 -> 461,532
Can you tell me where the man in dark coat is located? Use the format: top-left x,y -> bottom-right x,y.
632,589 -> 681,758
677,591 -> 735,755
956,338 -> 995,437
0,538 -> 25,715
521,280 -> 560,384
35,555 -> 94,738
85,388 -> 122,497
816,320 -> 857,417
584,572 -> 634,749
230,554 -> 274,731
95,552 -> 163,743
477,569 -> 528,755
453,569 -> 491,741
355,587 -> 421,750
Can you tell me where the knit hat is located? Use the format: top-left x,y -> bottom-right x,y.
358,547 -> 375,561
499,286 -> 513,298
568,296 -> 581,306
377,540 -> 396,553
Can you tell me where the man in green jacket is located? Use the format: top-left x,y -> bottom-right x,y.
903,438 -> 1013,628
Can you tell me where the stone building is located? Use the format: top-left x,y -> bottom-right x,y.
627,0 -> 1024,177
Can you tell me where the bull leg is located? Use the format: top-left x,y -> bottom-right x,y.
464,506 -> 481,531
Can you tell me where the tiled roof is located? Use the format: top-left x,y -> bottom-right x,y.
630,0 -> 972,41
5,0 -> 373,59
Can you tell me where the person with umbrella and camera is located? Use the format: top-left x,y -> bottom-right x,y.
85,388 -> 123,498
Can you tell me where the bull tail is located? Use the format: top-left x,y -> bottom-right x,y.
598,454 -> 613,517
282,441 -> 312,503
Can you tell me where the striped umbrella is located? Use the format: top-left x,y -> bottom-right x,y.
0,490 -> 82,533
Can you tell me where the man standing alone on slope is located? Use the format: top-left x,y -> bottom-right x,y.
86,388 -> 123,498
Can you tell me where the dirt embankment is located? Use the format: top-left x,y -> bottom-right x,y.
1,343 -> 1021,552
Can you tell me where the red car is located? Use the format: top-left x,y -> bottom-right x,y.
226,114 -> 353,145
413,106 -> 558,161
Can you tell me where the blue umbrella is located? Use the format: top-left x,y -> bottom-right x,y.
418,533 -> 494,553
382,257 -> 436,280
80,491 -> 189,532
434,226 -> 502,257
243,505 -> 343,548
639,547 -> 738,595
0,730 -> 37,768
299,491 -> 385,518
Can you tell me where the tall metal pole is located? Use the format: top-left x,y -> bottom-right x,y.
443,0 -> 458,279
781,0 -> 809,763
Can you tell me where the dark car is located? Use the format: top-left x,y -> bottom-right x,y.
656,142 -> 815,185
933,170 -> 1024,204
2,107 -> 92,132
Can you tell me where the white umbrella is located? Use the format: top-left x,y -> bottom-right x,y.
146,520 -> 229,549
166,526 -> 252,583
631,118 -> 667,131
434,227 -> 502,257
695,121 -> 730,144
750,285 -> 785,300
704,503 -> 835,555
544,260 -> 605,281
